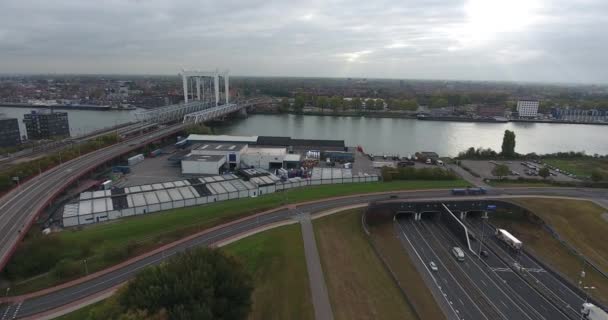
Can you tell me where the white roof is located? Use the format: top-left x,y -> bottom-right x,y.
188,186 -> 200,197
168,188 -> 183,201
143,192 -> 159,204
156,190 -> 171,203
187,134 -> 258,143
178,186 -> 195,199
152,183 -> 164,190
140,184 -> 153,192
162,182 -> 175,189
131,193 -> 146,207
80,192 -> 93,200
220,181 -> 237,193
497,229 -> 522,244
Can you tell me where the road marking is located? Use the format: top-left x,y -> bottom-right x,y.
11,302 -> 21,320
1,304 -> 12,320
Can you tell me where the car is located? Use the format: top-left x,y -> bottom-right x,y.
389,195 -> 398,199
480,250 -> 489,258
429,261 -> 438,271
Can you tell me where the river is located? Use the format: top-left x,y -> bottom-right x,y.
1,106 -> 605,156
214,114 -> 608,157
0,106 -> 139,138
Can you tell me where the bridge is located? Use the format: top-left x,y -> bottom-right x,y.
0,68 -> 268,272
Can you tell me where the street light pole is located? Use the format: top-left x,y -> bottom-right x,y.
5,287 -> 9,297
83,259 -> 89,276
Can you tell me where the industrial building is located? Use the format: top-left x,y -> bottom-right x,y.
0,116 -> 21,147
63,170 -> 379,227
23,110 -> 70,140
516,100 -> 539,118
180,134 -> 347,174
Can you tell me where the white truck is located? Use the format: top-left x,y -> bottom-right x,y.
496,228 -> 523,250
581,303 -> 608,320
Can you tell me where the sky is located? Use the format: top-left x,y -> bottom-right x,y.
1,0 -> 607,83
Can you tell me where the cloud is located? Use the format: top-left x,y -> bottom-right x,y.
0,0 -> 607,83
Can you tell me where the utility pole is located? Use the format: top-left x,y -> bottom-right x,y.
83,259 -> 89,276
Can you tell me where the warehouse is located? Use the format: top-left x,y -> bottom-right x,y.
181,154 -> 226,175
241,147 -> 287,170
62,171 -> 380,228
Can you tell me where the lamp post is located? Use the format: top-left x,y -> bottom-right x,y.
478,212 -> 488,258
83,259 -> 89,276
5,287 -> 9,297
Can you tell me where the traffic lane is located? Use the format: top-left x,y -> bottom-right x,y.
420,220 -> 529,320
401,218 -> 490,320
429,220 -> 535,320
470,220 -> 584,315
14,209 -> 294,318
397,219 -> 482,320
498,271 -> 570,320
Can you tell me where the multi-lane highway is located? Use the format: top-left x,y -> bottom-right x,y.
0,187 -> 607,319
0,122 -> 187,271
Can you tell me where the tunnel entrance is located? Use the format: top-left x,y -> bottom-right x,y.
466,210 -> 486,220
420,211 -> 440,221
395,211 -> 416,221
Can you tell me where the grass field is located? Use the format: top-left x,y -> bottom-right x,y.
3,179 -> 466,295
493,198 -> 608,305
313,209 -> 418,320
223,223 -> 313,320
369,223 -> 445,320
544,158 -> 608,177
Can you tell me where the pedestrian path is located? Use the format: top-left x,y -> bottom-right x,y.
299,212 -> 334,320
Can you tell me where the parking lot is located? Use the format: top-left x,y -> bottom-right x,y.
460,160 -> 580,182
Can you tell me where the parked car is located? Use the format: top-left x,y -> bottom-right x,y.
480,250 -> 489,258
429,261 -> 438,271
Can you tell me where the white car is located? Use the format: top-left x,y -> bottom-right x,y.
429,261 -> 438,272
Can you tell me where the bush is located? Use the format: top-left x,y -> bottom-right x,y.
53,259 -> 83,280
3,236 -> 64,280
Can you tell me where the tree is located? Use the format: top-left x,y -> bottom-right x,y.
492,164 -> 510,179
279,98 -> 290,113
591,169 -> 604,182
351,98 -> 362,110
329,96 -> 343,112
294,95 -> 305,113
538,167 -> 550,179
316,96 -> 329,111
365,99 -> 375,110
500,130 -> 516,158
119,248 -> 253,320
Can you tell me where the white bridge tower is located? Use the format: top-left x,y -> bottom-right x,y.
181,69 -> 230,107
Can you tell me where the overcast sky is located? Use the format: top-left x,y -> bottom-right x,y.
1,0 -> 607,83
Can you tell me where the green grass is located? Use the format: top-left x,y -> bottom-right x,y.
369,222 -> 444,319
314,209 -> 418,320
487,180 -> 556,188
3,179 -> 467,295
544,158 -> 608,177
492,198 -> 608,305
54,301 -> 104,320
223,224 -> 313,320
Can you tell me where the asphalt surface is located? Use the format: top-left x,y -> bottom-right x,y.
1,187 -> 607,318
299,213 -> 334,320
0,122 -> 187,272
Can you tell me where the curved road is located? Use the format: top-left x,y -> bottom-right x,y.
0,123 -> 187,272
0,187 -> 607,319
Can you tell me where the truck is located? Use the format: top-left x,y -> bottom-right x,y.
452,188 -> 467,195
496,228 -> 523,250
101,180 -> 112,190
466,187 -> 486,195
581,303 -> 608,320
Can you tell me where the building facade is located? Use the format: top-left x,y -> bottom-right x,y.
516,100 -> 539,118
550,108 -> 608,122
0,116 -> 21,147
23,110 -> 70,140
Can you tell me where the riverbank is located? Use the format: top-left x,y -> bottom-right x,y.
251,110 -> 608,126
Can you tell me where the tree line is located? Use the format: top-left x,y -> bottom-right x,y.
0,133 -> 121,193
283,94 -> 418,113
381,166 -> 460,181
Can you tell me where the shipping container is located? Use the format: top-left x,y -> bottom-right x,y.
128,154 -> 145,166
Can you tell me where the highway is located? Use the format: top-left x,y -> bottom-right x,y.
0,122 -> 187,272
1,187 -> 607,318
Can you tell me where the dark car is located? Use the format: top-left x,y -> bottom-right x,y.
480,250 -> 489,258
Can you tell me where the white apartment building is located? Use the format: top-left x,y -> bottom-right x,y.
516,100 -> 539,118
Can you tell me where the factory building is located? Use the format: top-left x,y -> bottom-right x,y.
516,100 -> 539,118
